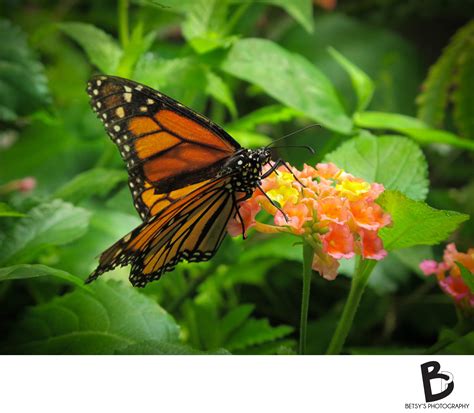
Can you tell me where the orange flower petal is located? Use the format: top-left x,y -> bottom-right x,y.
358,228 -> 387,260
322,223 -> 355,259
350,198 -> 391,231
317,196 -> 350,224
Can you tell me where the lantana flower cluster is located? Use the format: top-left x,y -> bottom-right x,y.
228,162 -> 391,280
420,243 -> 474,308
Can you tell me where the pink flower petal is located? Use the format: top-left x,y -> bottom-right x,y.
419,260 -> 439,276
312,252 -> 340,280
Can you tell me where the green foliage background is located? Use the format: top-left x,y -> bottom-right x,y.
0,0 -> 473,355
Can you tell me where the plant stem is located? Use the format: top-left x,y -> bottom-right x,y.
299,241 -> 314,355
326,258 -> 377,355
118,0 -> 130,47
225,2 -> 251,35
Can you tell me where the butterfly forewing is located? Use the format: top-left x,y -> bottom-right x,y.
86,75 -> 240,220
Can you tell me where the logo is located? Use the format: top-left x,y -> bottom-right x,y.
404,361 -> 469,410
420,361 -> 454,402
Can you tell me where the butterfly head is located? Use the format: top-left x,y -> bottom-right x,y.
255,147 -> 272,166
233,148 -> 271,173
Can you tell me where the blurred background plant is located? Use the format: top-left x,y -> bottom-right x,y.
0,0 -> 472,355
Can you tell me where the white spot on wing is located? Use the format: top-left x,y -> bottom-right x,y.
116,107 -> 125,118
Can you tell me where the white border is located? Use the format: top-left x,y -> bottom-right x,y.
0,356 -> 472,413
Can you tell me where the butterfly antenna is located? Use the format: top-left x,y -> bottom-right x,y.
270,144 -> 315,154
266,123 -> 320,148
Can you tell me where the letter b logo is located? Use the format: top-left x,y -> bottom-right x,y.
420,361 -> 454,402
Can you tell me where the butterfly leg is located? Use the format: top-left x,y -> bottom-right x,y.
274,159 -> 307,188
260,160 -> 281,180
261,159 -> 307,188
233,193 -> 248,239
256,183 -> 289,222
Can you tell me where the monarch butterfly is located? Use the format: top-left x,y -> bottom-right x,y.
85,75 -> 290,287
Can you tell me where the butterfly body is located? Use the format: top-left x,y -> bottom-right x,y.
218,148 -> 271,196
85,75 -> 273,287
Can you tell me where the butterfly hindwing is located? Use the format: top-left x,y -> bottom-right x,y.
86,75 -> 240,220
86,177 -> 236,287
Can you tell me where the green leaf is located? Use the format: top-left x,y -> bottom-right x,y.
4,281 -> 180,354
52,168 -> 128,204
280,14 -> 424,115
453,42 -> 474,139
221,38 -> 353,134
134,55 -> 207,108
0,19 -> 50,121
355,111 -> 427,129
181,0 -> 229,54
354,111 -> 474,151
395,129 -> 474,151
205,71 -> 237,118
0,200 -> 91,266
131,0 -> 192,10
417,20 -> 474,128
0,264 -> 86,290
59,22 -> 123,74
230,0 -> 313,33
116,23 -> 156,78
237,339 -> 297,355
219,304 -> 254,339
224,317 -> 293,351
439,332 -> 474,355
378,190 -> 470,251
328,47 -> 374,112
117,341 -> 230,355
226,104 -> 302,131
188,34 -> 238,55
456,262 -> 474,294
0,202 -> 24,217
325,133 -> 429,201
56,208 -> 140,277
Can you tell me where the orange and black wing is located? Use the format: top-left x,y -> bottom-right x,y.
86,75 -> 240,220
85,177 -> 238,287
